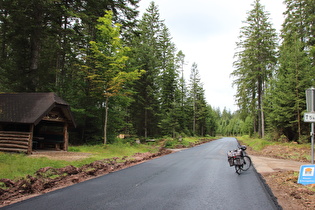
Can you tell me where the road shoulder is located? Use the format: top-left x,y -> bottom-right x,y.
251,155 -> 304,173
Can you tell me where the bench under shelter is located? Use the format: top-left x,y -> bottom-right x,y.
0,92 -> 76,154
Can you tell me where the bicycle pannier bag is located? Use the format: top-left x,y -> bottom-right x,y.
227,151 -> 234,166
233,149 -> 243,165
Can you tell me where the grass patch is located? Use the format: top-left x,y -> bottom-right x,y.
237,135 -> 276,151
0,152 -> 69,180
68,142 -> 159,165
0,142 -> 159,180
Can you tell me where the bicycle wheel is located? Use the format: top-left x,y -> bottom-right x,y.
241,155 -> 252,171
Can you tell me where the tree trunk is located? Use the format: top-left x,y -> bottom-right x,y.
294,36 -> 302,140
1,11 -> 8,59
193,101 -> 196,135
144,108 -> 148,138
29,3 -> 43,91
257,73 -> 265,138
172,127 -> 175,138
104,97 -> 109,144
29,30 -> 41,91
261,102 -> 265,138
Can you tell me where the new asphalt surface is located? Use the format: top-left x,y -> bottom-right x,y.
2,137 -> 281,210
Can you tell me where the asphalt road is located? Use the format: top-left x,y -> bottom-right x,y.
2,137 -> 280,210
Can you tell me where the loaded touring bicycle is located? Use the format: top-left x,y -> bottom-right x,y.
227,145 -> 252,174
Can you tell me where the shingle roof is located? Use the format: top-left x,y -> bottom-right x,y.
0,92 -> 75,126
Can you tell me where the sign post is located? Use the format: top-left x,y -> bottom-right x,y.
299,88 -> 315,185
305,87 -> 315,164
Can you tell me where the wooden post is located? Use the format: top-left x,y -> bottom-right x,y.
28,124 -> 34,155
63,123 -> 68,151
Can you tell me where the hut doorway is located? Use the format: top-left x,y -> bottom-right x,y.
33,121 -> 69,151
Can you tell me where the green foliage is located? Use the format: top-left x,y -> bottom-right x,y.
232,0 -> 278,138
127,2 -> 165,138
0,0 -> 140,144
0,0 -> 240,142
223,0 -> 315,142
126,2 -> 217,138
188,63 -> 208,136
164,139 -> 178,148
216,108 -> 252,137
82,11 -> 144,144
264,0 -> 315,142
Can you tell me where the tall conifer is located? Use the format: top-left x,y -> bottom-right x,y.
128,2 -> 163,137
188,63 -> 207,136
232,0 -> 277,138
265,0 -> 315,141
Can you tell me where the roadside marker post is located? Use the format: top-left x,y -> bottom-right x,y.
305,87 -> 315,164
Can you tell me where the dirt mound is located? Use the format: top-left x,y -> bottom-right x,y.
263,171 -> 315,210
246,144 -> 315,210
0,148 -> 172,207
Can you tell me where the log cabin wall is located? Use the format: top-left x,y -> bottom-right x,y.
0,131 -> 32,154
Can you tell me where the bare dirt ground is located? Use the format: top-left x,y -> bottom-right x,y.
30,151 -> 93,161
1,142 -> 315,209
247,145 -> 315,210
29,151 -> 163,163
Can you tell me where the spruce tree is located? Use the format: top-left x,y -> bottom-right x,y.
188,62 -> 207,136
232,0 -> 278,138
128,2 -> 163,138
175,50 -> 190,135
159,24 -> 181,137
265,0 -> 315,141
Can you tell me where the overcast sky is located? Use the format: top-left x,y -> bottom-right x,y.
138,0 -> 287,112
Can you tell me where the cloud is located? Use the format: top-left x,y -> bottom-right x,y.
138,0 -> 286,112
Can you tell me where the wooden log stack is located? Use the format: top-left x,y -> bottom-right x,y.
0,131 -> 32,154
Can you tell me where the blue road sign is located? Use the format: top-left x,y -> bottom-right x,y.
298,165 -> 315,185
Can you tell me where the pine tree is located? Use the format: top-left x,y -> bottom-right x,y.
232,0 -> 278,138
188,62 -> 207,136
128,2 -> 164,138
158,25 -> 181,137
175,50 -> 190,135
265,0 -> 315,141
204,105 -> 218,137
266,34 -> 310,141
217,108 -> 232,136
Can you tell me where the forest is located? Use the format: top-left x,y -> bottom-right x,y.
0,0 -> 314,144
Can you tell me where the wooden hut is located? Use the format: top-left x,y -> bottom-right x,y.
0,93 -> 76,154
